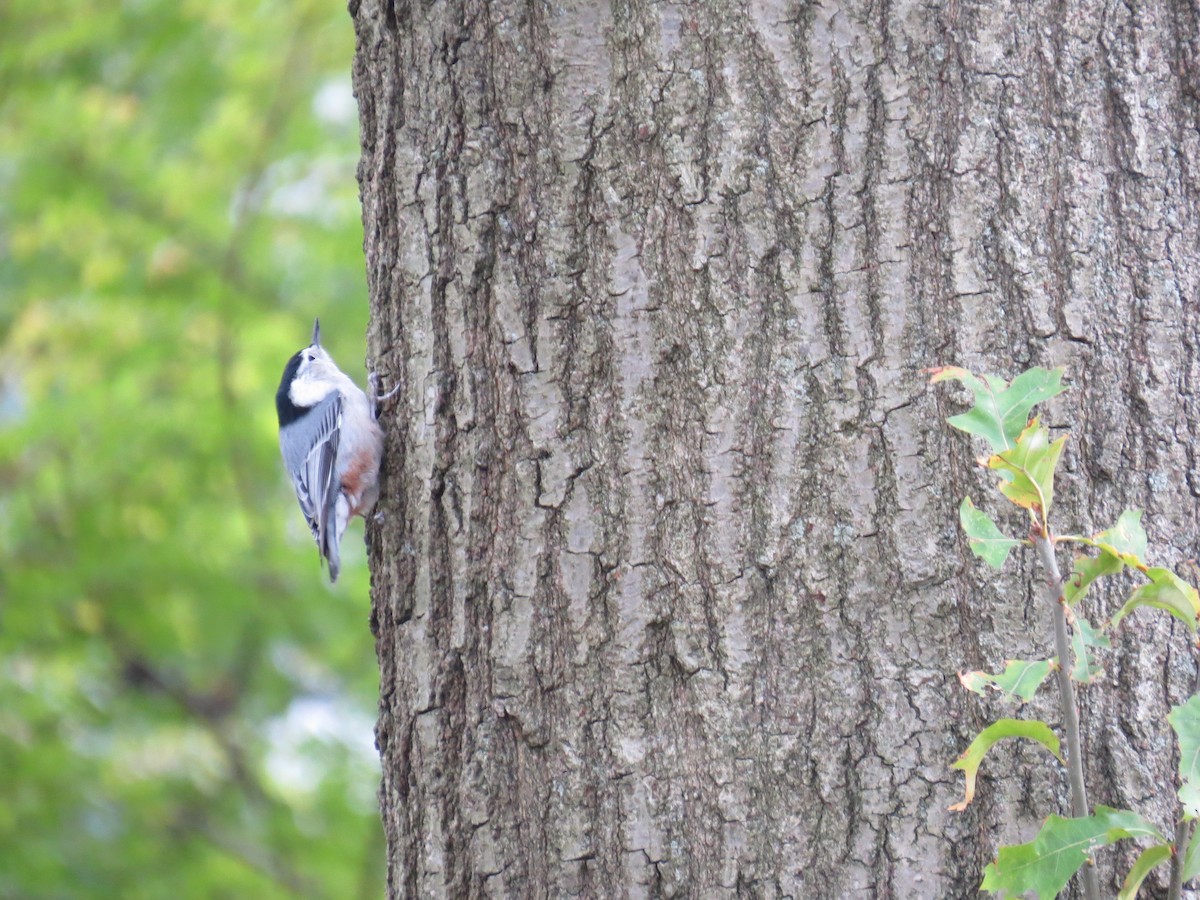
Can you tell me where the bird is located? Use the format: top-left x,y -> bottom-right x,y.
275,319 -> 391,582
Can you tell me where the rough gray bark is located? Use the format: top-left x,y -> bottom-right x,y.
351,0 -> 1200,896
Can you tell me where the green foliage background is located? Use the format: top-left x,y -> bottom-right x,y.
0,1 -> 384,896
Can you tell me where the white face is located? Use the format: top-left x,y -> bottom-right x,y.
288,344 -> 341,407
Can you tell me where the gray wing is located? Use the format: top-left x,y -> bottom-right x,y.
280,391 -> 342,571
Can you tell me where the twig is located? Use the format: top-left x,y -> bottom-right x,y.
1033,526 -> 1100,900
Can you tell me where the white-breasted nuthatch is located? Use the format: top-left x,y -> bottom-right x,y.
275,319 -> 392,582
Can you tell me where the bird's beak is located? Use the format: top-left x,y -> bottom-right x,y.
312,318 -> 321,347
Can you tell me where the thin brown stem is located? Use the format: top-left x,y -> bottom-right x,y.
1032,528 -> 1100,900
1169,818 -> 1192,900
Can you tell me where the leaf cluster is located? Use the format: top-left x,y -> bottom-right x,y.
933,365 -> 1200,898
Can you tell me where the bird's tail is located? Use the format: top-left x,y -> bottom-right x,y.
323,537 -> 340,583
322,494 -> 352,583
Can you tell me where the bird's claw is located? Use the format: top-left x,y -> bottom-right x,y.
368,372 -> 401,421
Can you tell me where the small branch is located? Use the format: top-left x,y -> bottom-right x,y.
1032,528 -> 1100,900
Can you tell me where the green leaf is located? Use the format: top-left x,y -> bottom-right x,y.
1065,510 -> 1150,605
1184,824 -> 1200,881
1069,616 -> 1109,684
1092,509 -> 1149,563
981,806 -> 1166,900
1169,696 -> 1200,819
959,497 -> 1023,569
1064,552 -> 1124,605
1111,567 -> 1200,632
950,719 -> 1062,811
1117,844 -> 1172,900
930,365 -> 1067,453
959,659 -> 1054,702
1181,783 -> 1200,821
987,418 -> 1067,516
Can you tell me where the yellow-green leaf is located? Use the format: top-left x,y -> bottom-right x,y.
987,418 -> 1067,516
959,659 -> 1054,702
1111,567 -> 1200,632
1065,510 -> 1150,605
1090,509 -> 1149,565
1116,844 -> 1172,900
930,365 -> 1067,453
950,719 -> 1061,811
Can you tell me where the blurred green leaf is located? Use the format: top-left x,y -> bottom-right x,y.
959,660 -> 1054,702
1184,824 -> 1200,882
1069,616 -> 1109,684
959,497 -> 1022,569
1116,844 -> 1171,900
1169,696 -> 1200,819
1090,509 -> 1150,563
0,2 -> 383,897
981,806 -> 1166,899
1112,568 -> 1200,632
1064,552 -> 1124,606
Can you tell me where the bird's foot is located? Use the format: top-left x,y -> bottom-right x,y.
368,372 -> 401,421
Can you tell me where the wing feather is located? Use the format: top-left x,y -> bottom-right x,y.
280,392 -> 343,577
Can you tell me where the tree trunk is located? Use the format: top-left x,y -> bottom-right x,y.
351,0 -> 1200,895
